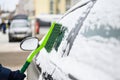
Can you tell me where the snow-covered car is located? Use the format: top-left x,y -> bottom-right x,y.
20,0 -> 120,80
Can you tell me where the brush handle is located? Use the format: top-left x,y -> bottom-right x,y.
20,61 -> 30,73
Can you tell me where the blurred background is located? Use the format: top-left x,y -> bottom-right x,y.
0,0 -> 80,72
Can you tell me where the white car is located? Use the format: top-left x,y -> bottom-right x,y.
20,0 -> 120,80
8,19 -> 32,42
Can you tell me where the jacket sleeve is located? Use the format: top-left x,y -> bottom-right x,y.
0,64 -> 11,80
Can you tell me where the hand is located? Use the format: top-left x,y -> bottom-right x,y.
8,70 -> 26,80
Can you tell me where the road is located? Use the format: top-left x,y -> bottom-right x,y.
0,27 -> 49,70
0,30 -> 31,71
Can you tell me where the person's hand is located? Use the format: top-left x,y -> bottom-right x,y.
8,70 -> 26,80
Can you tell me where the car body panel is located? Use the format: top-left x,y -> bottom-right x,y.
27,60 -> 40,80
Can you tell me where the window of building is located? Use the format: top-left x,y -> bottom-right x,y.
66,0 -> 71,11
50,0 -> 54,14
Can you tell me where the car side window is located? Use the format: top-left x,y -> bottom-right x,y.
56,1 -> 95,57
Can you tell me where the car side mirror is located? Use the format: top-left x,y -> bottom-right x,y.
20,37 -> 39,51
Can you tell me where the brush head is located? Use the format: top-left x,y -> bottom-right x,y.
45,23 -> 62,52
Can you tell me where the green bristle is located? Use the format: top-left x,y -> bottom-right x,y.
45,23 -> 62,52
54,27 -> 67,51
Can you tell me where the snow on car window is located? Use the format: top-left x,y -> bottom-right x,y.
69,0 -> 120,79
80,0 -> 120,41
56,1 -> 92,55
59,1 -> 91,34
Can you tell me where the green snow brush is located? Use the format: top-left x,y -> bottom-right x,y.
20,22 -> 62,73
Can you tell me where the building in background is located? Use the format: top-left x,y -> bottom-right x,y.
15,0 -> 35,16
71,0 -> 81,6
34,0 -> 81,16
15,0 -> 81,17
34,0 -> 73,16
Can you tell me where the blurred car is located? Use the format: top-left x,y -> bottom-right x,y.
34,14 -> 62,34
8,19 -> 32,42
12,14 -> 28,20
34,18 -> 50,34
20,0 -> 120,80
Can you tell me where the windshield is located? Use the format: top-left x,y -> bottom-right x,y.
12,22 -> 28,28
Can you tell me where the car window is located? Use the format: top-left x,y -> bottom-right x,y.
12,22 -> 28,28
58,4 -> 89,32
56,1 -> 95,56
39,19 -> 51,27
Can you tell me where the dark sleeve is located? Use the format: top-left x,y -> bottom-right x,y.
0,64 -> 11,80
